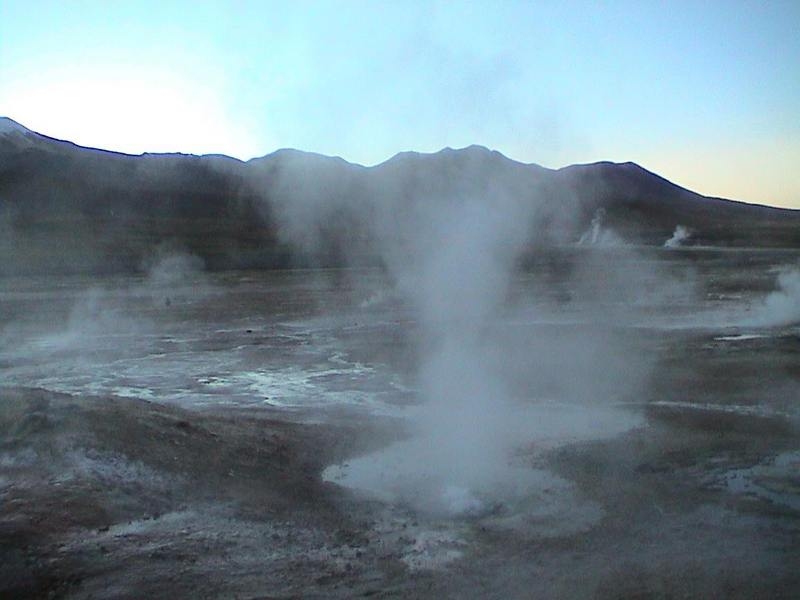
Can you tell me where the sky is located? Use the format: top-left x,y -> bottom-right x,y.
0,0 -> 798,208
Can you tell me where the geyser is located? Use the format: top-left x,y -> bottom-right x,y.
577,208 -> 624,247
750,267 -> 800,326
317,190 -> 644,517
664,225 -> 691,248
266,154 -> 655,518
390,196 -> 533,515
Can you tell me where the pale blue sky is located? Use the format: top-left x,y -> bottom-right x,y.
1,1 -> 798,206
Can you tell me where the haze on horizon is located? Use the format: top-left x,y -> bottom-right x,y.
1,0 -> 798,208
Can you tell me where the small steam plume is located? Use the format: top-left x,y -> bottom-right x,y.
750,267 -> 800,326
145,250 -> 205,288
577,208 -> 624,247
28,248 -> 207,355
141,247 -> 208,307
664,225 -> 691,248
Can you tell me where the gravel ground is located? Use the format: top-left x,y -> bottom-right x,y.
1,384 -> 798,599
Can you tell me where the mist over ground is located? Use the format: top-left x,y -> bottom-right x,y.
1,123 -> 799,598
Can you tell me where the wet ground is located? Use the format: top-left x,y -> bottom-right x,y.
1,247 -> 799,598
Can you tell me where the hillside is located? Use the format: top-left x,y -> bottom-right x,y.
2,117 -> 799,275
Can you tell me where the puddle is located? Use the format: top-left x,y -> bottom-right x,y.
714,334 -> 770,342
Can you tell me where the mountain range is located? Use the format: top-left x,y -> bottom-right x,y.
2,116 -> 798,275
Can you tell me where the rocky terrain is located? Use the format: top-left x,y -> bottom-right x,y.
1,379 -> 798,599
0,387 -> 396,598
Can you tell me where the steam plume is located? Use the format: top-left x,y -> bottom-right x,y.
750,268 -> 800,326
664,225 -> 691,248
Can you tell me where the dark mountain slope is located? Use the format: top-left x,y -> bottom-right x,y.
1,117 -> 798,275
0,119 -> 283,273
553,161 -> 798,246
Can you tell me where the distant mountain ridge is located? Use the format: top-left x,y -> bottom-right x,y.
1,117 -> 798,275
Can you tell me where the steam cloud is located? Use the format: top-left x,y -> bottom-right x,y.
750,267 -> 800,326
577,208 -> 624,247
386,195 -> 535,514
664,225 -> 691,248
271,157 -> 656,517
23,249 -> 208,357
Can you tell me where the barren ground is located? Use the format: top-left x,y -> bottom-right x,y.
1,384 -> 798,599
